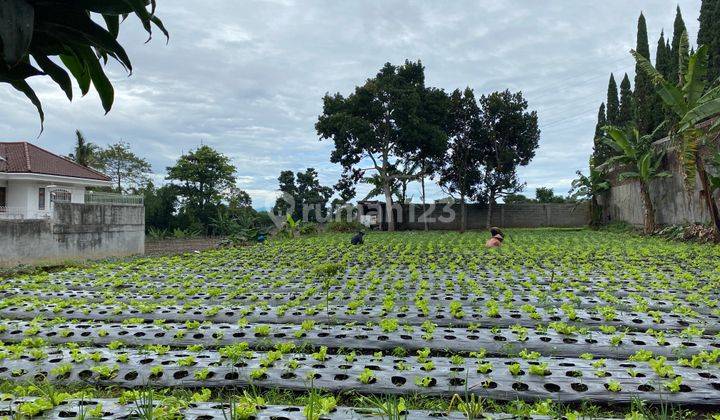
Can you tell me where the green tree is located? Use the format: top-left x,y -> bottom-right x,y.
600,125 -> 671,233
166,145 -> 236,230
606,74 -> 620,125
316,60 -> 449,231
68,130 -> 100,169
618,74 -> 634,127
698,0 -> 720,85
503,193 -> 532,204
0,1 -> 167,128
438,88 -> 489,233
656,31 -> 671,82
140,181 -> 177,232
570,167 -> 611,228
478,90 -> 540,228
273,168 -> 333,222
273,170 -> 298,219
592,103 -> 608,166
632,33 -> 720,237
296,168 -> 333,222
97,142 -> 152,193
670,5 -> 688,81
633,13 -> 657,136
535,187 -> 566,203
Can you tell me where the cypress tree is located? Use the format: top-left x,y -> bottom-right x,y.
618,73 -> 633,127
670,6 -> 687,84
698,0 -> 720,85
592,102 -> 611,166
656,31 -> 671,79
594,103 -> 607,139
653,31 -> 672,134
633,12 -> 656,135
606,74 -> 620,125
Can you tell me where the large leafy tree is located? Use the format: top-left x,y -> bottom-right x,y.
477,90 -> 540,228
68,129 -> 100,168
316,60 -> 448,231
97,141 -> 152,193
698,0 -> 720,85
438,87 -> 488,233
632,32 -> 720,237
535,187 -> 566,203
273,170 -> 299,219
166,145 -> 236,230
0,0 -> 167,128
296,168 -> 333,222
273,168 -> 333,222
600,125 -> 671,233
140,181 -> 177,232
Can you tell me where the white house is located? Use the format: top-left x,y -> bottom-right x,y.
0,142 -> 112,219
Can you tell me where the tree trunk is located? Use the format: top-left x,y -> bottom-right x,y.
639,181 -> 655,234
486,195 -> 494,229
383,178 -> 395,232
421,174 -> 428,231
696,154 -> 720,240
460,194 -> 466,233
590,195 -> 600,229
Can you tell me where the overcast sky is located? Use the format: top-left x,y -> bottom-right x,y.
1,0 -> 702,208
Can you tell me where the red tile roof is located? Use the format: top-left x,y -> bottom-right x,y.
0,142 -> 111,182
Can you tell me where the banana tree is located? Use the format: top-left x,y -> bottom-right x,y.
569,167 -> 610,228
631,30 -> 720,237
599,125 -> 671,233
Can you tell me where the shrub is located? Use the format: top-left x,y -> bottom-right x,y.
328,220 -> 365,232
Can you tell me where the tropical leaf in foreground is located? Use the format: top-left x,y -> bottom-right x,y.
0,0 -> 168,130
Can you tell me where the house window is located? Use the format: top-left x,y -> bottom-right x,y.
38,188 -> 46,210
0,187 -> 6,210
50,189 -> 72,204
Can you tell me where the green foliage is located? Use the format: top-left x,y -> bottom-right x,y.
698,0 -> 720,85
632,30 -> 720,235
0,0 -> 167,128
439,87 -> 488,232
316,60 -> 449,231
97,141 -> 152,193
633,12 -> 660,136
618,74 -> 634,128
477,89 -> 540,225
600,124 -> 671,232
166,145 -> 237,233
606,74 -> 620,126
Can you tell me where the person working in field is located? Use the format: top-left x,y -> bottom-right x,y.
485,227 -> 504,248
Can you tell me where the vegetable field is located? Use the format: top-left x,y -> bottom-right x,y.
2,230 -> 720,418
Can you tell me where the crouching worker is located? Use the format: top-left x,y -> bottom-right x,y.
485,227 -> 504,248
351,231 -> 365,245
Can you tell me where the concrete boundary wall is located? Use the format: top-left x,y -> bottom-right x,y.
396,202 -> 589,230
0,203 -> 144,267
600,137 -> 720,227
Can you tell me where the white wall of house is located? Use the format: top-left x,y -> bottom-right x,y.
0,175 -> 108,219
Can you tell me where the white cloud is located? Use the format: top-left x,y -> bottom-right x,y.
1,0 -> 701,204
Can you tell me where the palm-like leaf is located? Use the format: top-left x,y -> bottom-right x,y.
683,45 -> 708,105
0,0 -> 168,129
632,33 -> 720,191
